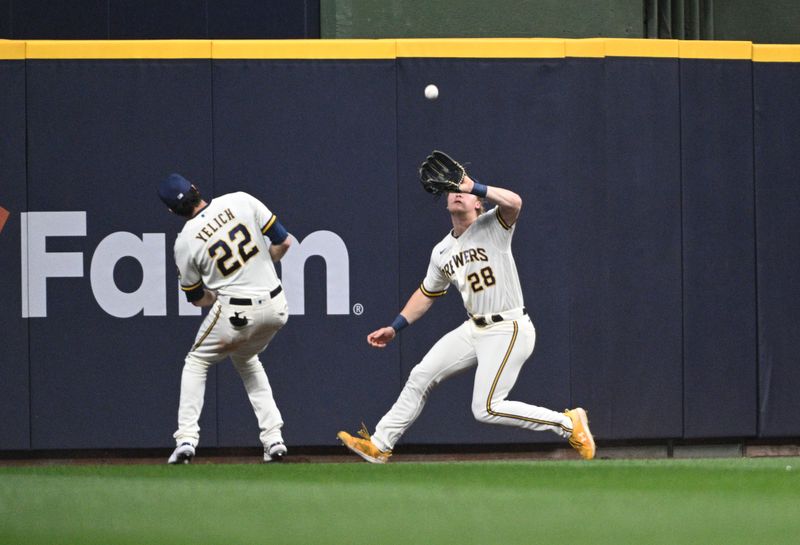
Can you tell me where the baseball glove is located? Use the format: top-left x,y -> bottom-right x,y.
419,150 -> 466,196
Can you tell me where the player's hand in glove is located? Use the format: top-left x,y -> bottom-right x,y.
367,327 -> 397,348
419,150 -> 467,196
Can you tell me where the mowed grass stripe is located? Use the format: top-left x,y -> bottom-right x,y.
1,459 -> 798,545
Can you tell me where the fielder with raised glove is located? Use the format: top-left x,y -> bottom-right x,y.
419,150 -> 468,196
337,150 -> 596,464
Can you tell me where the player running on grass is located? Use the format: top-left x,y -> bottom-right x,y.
338,151 -> 595,463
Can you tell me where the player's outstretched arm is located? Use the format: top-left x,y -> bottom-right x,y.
460,174 -> 522,226
367,288 -> 435,348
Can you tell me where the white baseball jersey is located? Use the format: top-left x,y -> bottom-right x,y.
420,207 -> 524,316
174,191 -> 281,299
170,190 -> 288,451
371,206 -> 574,452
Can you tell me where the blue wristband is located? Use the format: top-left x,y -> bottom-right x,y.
390,314 -> 409,332
470,179 -> 488,198
266,219 -> 289,244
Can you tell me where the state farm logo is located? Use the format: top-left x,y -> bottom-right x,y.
19,211 -> 350,318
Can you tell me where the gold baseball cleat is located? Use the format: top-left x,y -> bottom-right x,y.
565,408 -> 596,460
337,424 -> 392,464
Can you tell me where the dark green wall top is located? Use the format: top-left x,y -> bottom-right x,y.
322,0 -> 645,39
322,0 -> 800,44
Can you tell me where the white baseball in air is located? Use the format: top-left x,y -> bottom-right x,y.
424,84 -> 439,100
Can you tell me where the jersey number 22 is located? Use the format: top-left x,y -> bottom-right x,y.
208,224 -> 259,276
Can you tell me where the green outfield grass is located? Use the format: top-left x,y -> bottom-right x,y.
1,457 -> 798,545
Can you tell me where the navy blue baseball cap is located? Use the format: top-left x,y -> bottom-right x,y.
158,173 -> 193,210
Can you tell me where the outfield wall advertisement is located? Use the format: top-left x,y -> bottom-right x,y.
0,39 -> 798,450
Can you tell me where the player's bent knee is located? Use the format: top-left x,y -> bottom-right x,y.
471,403 -> 494,424
231,354 -> 258,367
184,354 -> 210,371
232,358 -> 263,376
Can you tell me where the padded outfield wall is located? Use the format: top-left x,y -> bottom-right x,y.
0,38 -> 798,451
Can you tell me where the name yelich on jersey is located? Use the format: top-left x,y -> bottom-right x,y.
194,208 -> 236,242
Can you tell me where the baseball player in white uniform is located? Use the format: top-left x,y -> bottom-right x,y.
158,173 -> 292,464
338,152 -> 595,462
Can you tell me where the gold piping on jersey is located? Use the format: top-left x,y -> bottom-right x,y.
192,304 -> 222,351
495,207 -> 512,230
181,280 -> 203,291
486,321 -> 573,433
261,214 -> 277,234
419,282 -> 447,298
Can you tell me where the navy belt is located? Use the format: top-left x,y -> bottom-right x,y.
472,307 -> 527,327
230,285 -> 282,306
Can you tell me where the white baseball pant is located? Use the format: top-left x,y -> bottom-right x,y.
173,291 -> 288,448
371,315 -> 573,452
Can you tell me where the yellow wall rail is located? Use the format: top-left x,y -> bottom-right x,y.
2,38 -> 800,61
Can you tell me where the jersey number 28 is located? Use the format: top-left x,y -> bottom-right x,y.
468,266 -> 496,292
208,224 -> 259,276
